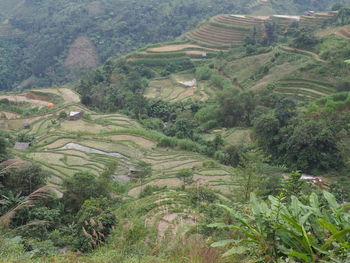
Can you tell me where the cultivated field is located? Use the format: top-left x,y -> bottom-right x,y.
4,87 -> 238,200
145,73 -> 210,102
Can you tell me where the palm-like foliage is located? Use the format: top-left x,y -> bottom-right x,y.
209,191 -> 350,262
0,186 -> 55,227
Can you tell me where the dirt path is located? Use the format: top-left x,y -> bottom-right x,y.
281,46 -> 325,62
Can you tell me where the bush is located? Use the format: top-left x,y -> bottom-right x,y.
187,187 -> 218,206
3,165 -> 49,196
16,133 -> 34,143
24,239 -> 58,257
62,173 -> 110,212
75,198 -> 117,251
196,65 -> 212,80
176,169 -> 194,186
140,118 -> 163,131
59,111 -> 67,119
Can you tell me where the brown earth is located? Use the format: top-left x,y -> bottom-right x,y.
0,94 -> 50,106
64,36 -> 99,69
146,44 -> 219,52
317,26 -> 350,40
25,91 -> 51,102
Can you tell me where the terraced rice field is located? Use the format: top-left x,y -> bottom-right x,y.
300,12 -> 336,30
144,44 -> 219,53
319,25 -> 350,40
0,94 -> 52,107
4,87 -> 237,196
222,51 -> 273,87
133,192 -> 203,239
0,111 -> 21,119
336,26 -> 350,39
32,87 -> 81,104
186,12 -> 336,47
145,73 -> 209,102
186,22 -> 254,47
274,79 -> 335,101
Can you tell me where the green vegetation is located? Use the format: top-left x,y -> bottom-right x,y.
1,4 -> 350,263
210,189 -> 350,262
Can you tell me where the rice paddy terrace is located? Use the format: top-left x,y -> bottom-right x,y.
2,87 -> 238,199
186,12 -> 336,47
126,11 -> 339,103
144,71 -> 213,102
273,79 -> 335,101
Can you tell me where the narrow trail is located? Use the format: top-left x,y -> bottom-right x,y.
280,46 -> 326,62
214,67 -> 244,91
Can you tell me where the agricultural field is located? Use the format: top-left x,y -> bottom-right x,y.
186,12 -> 336,47
145,72 -> 210,102
274,79 -> 335,101
317,25 -> 350,40
4,87 -> 238,200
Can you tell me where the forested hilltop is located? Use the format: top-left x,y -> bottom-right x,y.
1,3 -> 350,263
1,0 -> 350,90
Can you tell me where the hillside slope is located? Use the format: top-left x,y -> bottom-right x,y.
1,7 -> 350,263
0,0 -> 349,90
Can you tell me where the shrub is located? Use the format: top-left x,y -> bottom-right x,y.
210,191 -> 350,262
59,111 -> 67,119
62,173 -> 110,212
176,169 -> 194,186
75,198 -> 117,251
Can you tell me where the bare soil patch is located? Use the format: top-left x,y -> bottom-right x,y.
146,44 -> 218,52
157,213 -> 196,238
317,26 -> 350,40
64,36 -> 99,69
0,94 -> 50,106
25,91 -> 51,102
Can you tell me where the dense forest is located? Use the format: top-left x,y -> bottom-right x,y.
1,2 -> 350,263
1,0 -> 350,90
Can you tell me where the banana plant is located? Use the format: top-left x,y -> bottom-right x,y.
209,191 -> 350,262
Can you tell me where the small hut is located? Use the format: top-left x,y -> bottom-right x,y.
23,121 -> 30,129
69,111 -> 84,121
14,142 -> 31,150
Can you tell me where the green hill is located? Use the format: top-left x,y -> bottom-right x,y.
0,0 -> 350,90
1,5 -> 350,263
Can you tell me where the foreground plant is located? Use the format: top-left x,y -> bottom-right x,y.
210,191 -> 350,262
